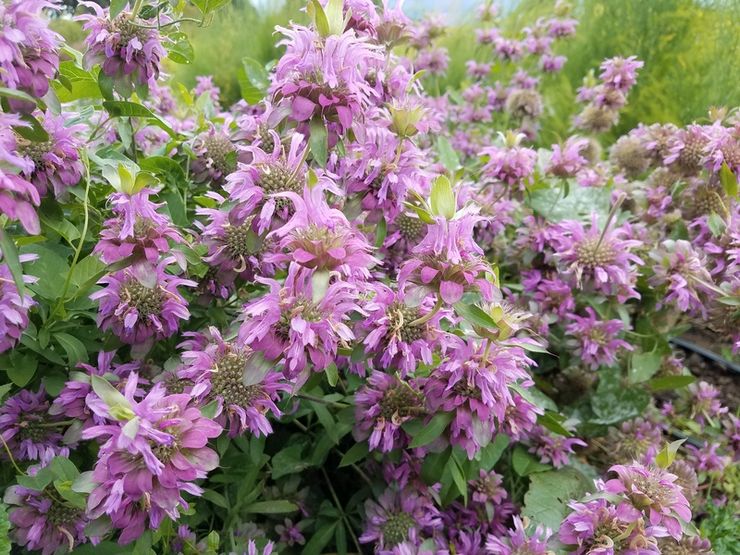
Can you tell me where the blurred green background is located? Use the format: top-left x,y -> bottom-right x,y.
56,0 -> 740,137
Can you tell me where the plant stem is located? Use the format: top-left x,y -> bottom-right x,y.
321,467 -> 363,554
297,392 -> 349,409
0,435 -> 25,475
410,295 -> 443,326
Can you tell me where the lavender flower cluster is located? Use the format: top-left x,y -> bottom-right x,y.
0,1 -> 737,554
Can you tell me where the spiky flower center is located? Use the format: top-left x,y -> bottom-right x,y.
121,280 -> 163,318
259,162 -> 303,211
396,213 -> 426,242
693,185 -> 725,215
276,299 -> 322,341
152,435 -> 180,463
133,217 -> 155,238
225,222 -> 258,259
575,237 -> 615,268
381,512 -> 415,546
452,380 -> 483,400
472,475 -> 501,498
379,384 -> 423,421
211,351 -> 263,408
109,14 -> 152,46
587,327 -> 607,345
17,138 -> 52,167
46,493 -> 82,527
386,302 -> 424,343
202,133 -> 236,176
677,134 -> 706,173
19,418 -> 52,443
625,473 -> 673,509
258,126 -> 275,153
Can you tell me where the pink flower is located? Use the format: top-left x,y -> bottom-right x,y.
565,308 -> 633,369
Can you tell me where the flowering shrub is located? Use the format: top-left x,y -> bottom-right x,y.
0,1 -> 738,554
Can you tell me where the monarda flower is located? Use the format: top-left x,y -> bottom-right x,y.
415,47 -> 450,75
265,184 -> 377,281
609,134 -> 651,178
91,260 -> 195,347
664,125 -> 709,176
271,25 -> 382,138
49,350 -> 141,428
16,111 -> 84,198
480,137 -> 537,188
353,371 -> 425,452
190,125 -> 237,185
0,387 -> 69,464
565,308 -> 633,369
0,254 -> 36,353
5,478 -> 88,555
648,239 -> 714,317
527,426 -> 586,468
179,328 -> 290,437
360,284 -> 448,376
559,498 -> 662,554
83,374 -> 222,544
95,188 -> 184,264
0,0 -> 61,112
658,536 -> 713,555
0,113 -> 41,234
399,208 -> 498,305
547,136 -> 590,178
238,263 -> 359,380
485,516 -> 552,555
599,56 -> 644,93
604,462 -> 692,540
554,213 -> 644,302
424,338 -> 538,458
80,3 -> 166,90
224,132 -> 307,235
360,487 -> 442,550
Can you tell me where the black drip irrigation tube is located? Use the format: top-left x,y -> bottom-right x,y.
669,336 -> 740,375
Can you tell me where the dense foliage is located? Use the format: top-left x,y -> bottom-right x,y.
0,1 -> 738,554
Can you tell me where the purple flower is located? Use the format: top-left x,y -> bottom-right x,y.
604,462 -> 692,540
178,328 -> 290,437
95,188 -> 184,264
49,351 -> 141,428
687,381 -> 728,426
190,124 -> 237,185
0,387 -> 69,464
485,516 -> 552,555
91,259 -> 195,347
541,54 -> 566,72
5,477 -> 88,555
0,113 -> 41,233
599,56 -> 644,93
415,47 -> 449,75
547,17 -> 578,38
0,1 -> 61,112
265,183 -> 377,281
16,111 -> 84,197
238,263 -> 359,380
547,137 -> 590,177
353,371 -> 425,452
480,141 -> 537,188
360,284 -> 448,376
560,498 -> 662,554
470,469 -> 507,506
527,425 -> 586,468
424,338 -> 539,458
565,308 -> 633,369
84,374 -> 222,543
80,2 -> 166,90
360,486 -> 442,550
193,75 -> 222,108
649,239 -> 714,317
399,208 -> 497,305
271,25 -> 382,137
275,518 -> 305,546
554,214 -> 644,302
0,253 -> 36,353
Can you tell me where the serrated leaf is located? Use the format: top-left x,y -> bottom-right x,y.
409,412 -> 453,448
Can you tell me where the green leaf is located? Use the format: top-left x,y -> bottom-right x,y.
478,434 -> 509,470
302,522 -> 337,555
648,375 -> 696,391
325,362 -> 339,387
0,86 -> 38,107
374,217 -> 388,248
103,101 -> 177,137
70,255 -> 106,292
271,442 -> 311,479
719,161 -> 738,198
23,244 -> 70,301
201,489 -> 229,509
50,456 -> 79,481
339,442 -> 369,467
200,400 -> 220,419
54,333 -> 88,365
15,113 -> 49,142
0,501 -> 10,555
90,374 -> 134,419
538,411 -> 573,437
309,119 -> 328,168
409,412 -> 453,448
512,445 -> 551,476
167,32 -> 194,65
447,451 -> 468,504
0,228 -> 26,298
6,351 -> 38,387
308,401 -> 339,444
307,0 -> 331,37
707,212 -> 726,237
655,439 -> 686,469
522,468 -> 592,530
430,175 -> 456,220
109,0 -> 128,18
191,0 -> 231,16
453,301 -> 498,330
590,369 -> 651,425
529,185 -> 610,223
98,72 -> 114,101
629,351 -> 663,384
236,57 -> 269,105
244,500 -> 299,514
436,136 -> 461,172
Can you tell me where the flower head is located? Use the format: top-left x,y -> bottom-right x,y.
0,253 -> 36,353
565,308 -> 633,369
485,516 -> 552,555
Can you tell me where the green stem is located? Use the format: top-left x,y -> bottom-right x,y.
410,295 -> 443,326
130,0 -> 144,19
321,467 -> 363,554
0,435 -> 25,475
595,192 -> 625,250
47,153 -> 91,324
296,392 -> 349,409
